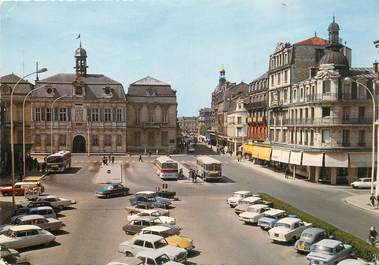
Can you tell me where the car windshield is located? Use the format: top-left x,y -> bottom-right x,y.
106,185 -> 114,190
311,245 -> 334,254
156,254 -> 171,265
205,163 -> 221,171
274,222 -> 291,229
301,233 -> 314,239
233,193 -> 243,198
46,156 -> 63,163
3,230 -> 14,237
154,239 -> 168,249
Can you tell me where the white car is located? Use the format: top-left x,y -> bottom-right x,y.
11,206 -> 57,223
268,217 -> 312,243
119,234 -> 187,263
226,191 -> 254,208
238,204 -> 270,224
35,195 -> 76,210
128,211 -> 176,225
0,225 -> 55,249
351,178 -> 376,189
337,259 -> 374,265
234,196 -> 263,215
136,250 -> 184,265
106,257 -> 143,265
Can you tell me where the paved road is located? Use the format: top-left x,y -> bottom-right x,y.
20,147 -> 374,265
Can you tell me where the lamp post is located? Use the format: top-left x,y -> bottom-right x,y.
344,77 -> 376,195
10,68 -> 47,209
22,83 -> 47,179
50,95 -> 66,154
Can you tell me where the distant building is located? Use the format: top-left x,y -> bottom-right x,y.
197,107 -> 213,131
30,44 -> 127,154
178,116 -> 198,134
126,76 -> 177,153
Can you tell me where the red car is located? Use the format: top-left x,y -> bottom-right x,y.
0,182 -> 44,196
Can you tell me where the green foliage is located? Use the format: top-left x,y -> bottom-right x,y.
260,193 -> 379,261
199,125 -> 206,136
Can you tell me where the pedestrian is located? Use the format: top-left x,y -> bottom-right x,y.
111,156 -> 115,164
156,149 -> 159,155
370,194 -> 376,207
149,151 -> 152,157
108,154 -> 111,162
376,194 -> 379,209
105,157 -> 108,165
139,154 -> 143,162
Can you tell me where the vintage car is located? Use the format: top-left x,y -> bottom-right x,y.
1,215 -> 64,233
234,196 -> 264,215
294,227 -> 329,253
123,217 -> 179,235
136,190 -> 176,200
126,204 -> 168,215
257,209 -> 291,230
129,197 -> 171,209
307,239 -> 352,265
34,195 -> 76,210
238,204 -> 270,224
140,225 -> 194,251
0,225 -> 55,249
136,250 -> 185,265
226,191 -> 254,208
118,234 -> 187,263
0,182 -> 44,196
106,257 -> 143,265
11,206 -> 57,223
127,210 -> 175,225
96,183 -> 129,198
337,259 -> 374,265
351,178 -> 375,189
268,217 -> 312,243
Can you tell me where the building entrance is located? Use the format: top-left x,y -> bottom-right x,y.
72,135 -> 86,153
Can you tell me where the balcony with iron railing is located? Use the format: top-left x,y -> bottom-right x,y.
280,117 -> 372,126
293,93 -> 371,105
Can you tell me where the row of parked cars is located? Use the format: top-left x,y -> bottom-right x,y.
0,194 -> 76,264
227,190 -> 376,265
107,190 -> 195,265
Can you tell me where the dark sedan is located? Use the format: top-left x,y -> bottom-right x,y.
129,195 -> 171,209
96,183 -> 129,198
122,216 -> 179,235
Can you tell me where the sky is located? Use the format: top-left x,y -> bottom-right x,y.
0,0 -> 378,116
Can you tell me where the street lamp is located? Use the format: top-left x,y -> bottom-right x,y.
22,83 -> 47,179
50,95 -> 67,154
10,67 -> 47,209
344,77 -> 376,195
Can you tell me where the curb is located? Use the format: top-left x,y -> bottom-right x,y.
344,197 -> 379,215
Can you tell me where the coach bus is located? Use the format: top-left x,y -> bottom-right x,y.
196,155 -> 222,181
46,150 -> 72,173
154,156 -> 179,180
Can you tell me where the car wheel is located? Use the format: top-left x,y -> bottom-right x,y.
125,251 -> 133,257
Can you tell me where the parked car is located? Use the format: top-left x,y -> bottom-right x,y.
0,225 -> 55,249
234,197 -> 263,215
129,196 -> 171,209
351,178 -> 375,189
17,200 -> 54,210
35,195 -> 76,210
106,257 -> 143,265
257,209 -> 291,230
135,191 -> 176,201
123,217 -> 179,235
127,211 -> 175,225
96,183 -> 129,198
129,209 -> 170,217
307,239 -> 352,265
226,191 -> 254,208
11,206 -> 57,223
126,205 -> 166,215
238,204 -> 270,225
337,259 -> 374,265
118,234 -> 187,263
136,250 -> 184,265
0,182 -> 44,196
294,228 -> 329,253
268,217 -> 312,243
140,225 -> 194,251
1,215 -> 63,233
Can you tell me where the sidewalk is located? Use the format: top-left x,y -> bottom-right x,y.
344,194 -> 379,215
93,162 -> 125,184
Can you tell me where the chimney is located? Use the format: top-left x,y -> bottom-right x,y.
373,61 -> 378,73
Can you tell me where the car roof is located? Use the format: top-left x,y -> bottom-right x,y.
233,191 -> 252,195
135,234 -> 163,242
132,216 -> 158,221
17,214 -> 46,221
302,227 -> 325,235
39,195 -> 58,198
9,225 -> 41,231
15,182 -> 41,185
136,191 -> 156,195
241,196 -> 262,203
107,257 -> 143,265
141,225 -> 170,233
30,206 -> 54,211
277,217 -> 301,224
137,250 -> 165,259
247,204 -> 269,210
316,239 -> 342,248
337,259 -> 370,265
264,209 -> 286,215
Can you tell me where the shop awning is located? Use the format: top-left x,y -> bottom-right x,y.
302,152 -> 324,167
271,148 -> 290,163
252,145 -> 272,161
349,152 -> 371,168
289,151 -> 302,165
242,144 -> 255,155
324,153 -> 348,168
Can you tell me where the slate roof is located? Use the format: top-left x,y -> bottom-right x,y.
295,36 -> 328,46
0,73 -> 33,94
32,73 -> 126,100
349,68 -> 378,79
127,76 -> 176,97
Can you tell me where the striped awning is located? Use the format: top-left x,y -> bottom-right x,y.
271,148 -> 290,163
302,152 -> 324,167
324,153 -> 348,168
289,151 -> 302,165
349,152 -> 371,168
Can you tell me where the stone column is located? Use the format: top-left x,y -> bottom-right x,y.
315,167 -> 320,183
331,167 -> 337,185
347,168 -> 358,184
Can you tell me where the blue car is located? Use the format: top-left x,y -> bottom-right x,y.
257,208 -> 289,230
96,183 -> 129,198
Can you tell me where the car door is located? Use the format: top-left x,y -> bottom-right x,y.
133,239 -> 145,253
13,231 -> 29,249
26,229 -> 42,246
130,221 -> 141,234
363,179 -> 371,188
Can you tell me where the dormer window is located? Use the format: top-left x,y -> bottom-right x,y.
75,86 -> 83,95
103,86 -> 113,98
46,87 -> 53,94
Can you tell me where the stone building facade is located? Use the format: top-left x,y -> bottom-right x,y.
30,45 -> 127,154
178,116 -> 198,134
198,107 -> 213,131
226,96 -> 248,154
0,74 -> 34,174
126,76 -> 177,153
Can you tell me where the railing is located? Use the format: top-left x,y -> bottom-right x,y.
305,93 -> 369,103
282,117 -> 372,126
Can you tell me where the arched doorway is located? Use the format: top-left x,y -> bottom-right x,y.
72,135 -> 86,153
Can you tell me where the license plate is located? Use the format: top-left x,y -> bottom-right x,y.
298,243 -> 304,250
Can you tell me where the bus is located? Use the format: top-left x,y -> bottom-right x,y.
46,150 -> 72,173
196,156 -> 222,181
154,156 -> 179,180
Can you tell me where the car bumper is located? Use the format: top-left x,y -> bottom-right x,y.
96,193 -> 107,198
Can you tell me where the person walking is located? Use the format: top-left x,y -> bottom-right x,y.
111,156 -> 115,164
148,151 -> 152,157
370,193 -> 376,207
139,154 -> 143,162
